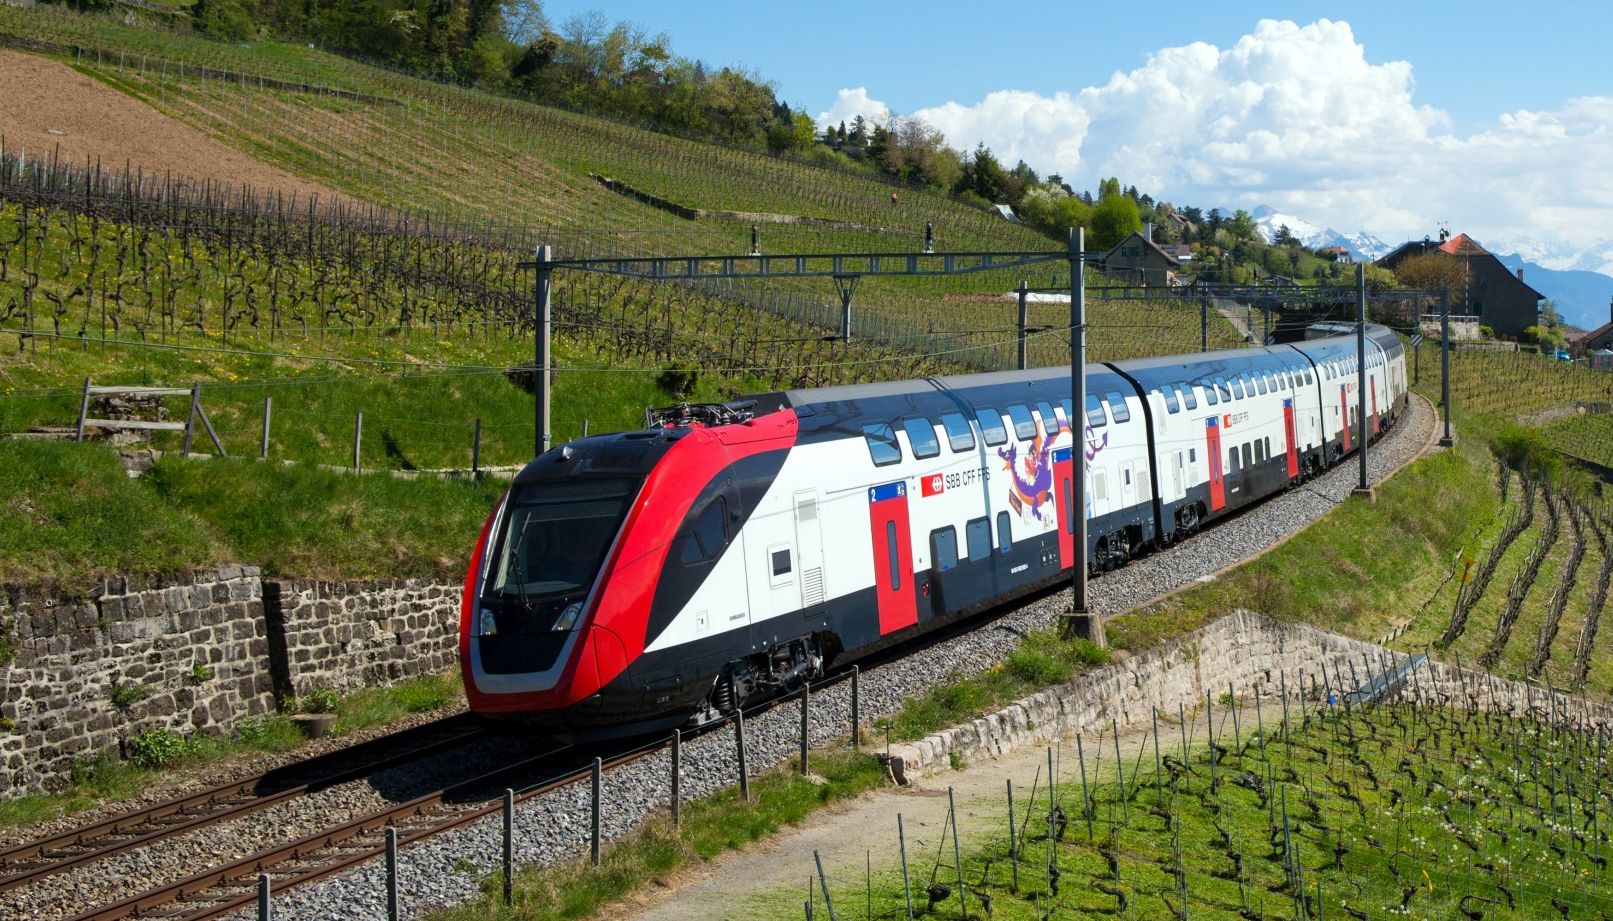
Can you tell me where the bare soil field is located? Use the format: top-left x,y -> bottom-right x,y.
0,49 -> 335,201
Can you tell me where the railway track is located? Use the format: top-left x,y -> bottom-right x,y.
0,715 -> 486,897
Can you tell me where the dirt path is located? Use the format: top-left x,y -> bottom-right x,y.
0,50 -> 336,201
607,707 -> 1234,921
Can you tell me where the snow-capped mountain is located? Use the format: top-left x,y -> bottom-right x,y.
1488,236 -> 1613,277
1250,206 -> 1391,262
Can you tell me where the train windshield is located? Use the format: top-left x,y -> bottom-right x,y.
484,477 -> 639,606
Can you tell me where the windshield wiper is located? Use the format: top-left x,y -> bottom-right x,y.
508,518 -> 536,609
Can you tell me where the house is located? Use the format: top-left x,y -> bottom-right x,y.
1155,243 -> 1194,264
1571,299 -> 1613,355
1375,232 -> 1544,338
1317,245 -> 1353,263
1102,224 -> 1180,287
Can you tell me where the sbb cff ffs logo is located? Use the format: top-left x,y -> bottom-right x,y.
921,472 -> 946,497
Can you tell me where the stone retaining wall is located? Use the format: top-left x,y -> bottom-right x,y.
886,610 -> 1613,783
0,571 -> 460,794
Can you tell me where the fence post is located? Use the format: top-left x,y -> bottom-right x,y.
183,381 -> 200,455
800,681 -> 810,776
670,728 -> 682,828
73,377 -> 93,442
898,814 -> 914,921
591,756 -> 603,866
850,665 -> 860,749
533,244 -> 553,458
1006,778 -> 1019,892
1016,281 -> 1029,371
814,850 -> 839,921
948,787 -> 967,921
385,826 -> 399,921
260,397 -> 272,459
257,873 -> 271,921
472,418 -> 481,475
502,788 -> 514,905
736,709 -> 750,801
1200,293 -> 1209,352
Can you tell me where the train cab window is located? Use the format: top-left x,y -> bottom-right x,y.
1242,444 -> 1253,467
975,407 -> 1008,446
1161,387 -> 1180,414
1105,391 -> 1132,422
1037,401 -> 1060,434
1085,394 -> 1107,428
863,423 -> 902,466
966,517 -> 991,563
1179,384 -> 1198,410
1203,381 -> 1219,406
903,417 -> 941,459
940,412 -> 975,453
931,527 -> 959,573
997,511 -> 1012,554
1008,404 -> 1037,440
680,498 -> 728,566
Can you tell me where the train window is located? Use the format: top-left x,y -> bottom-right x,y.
1085,394 -> 1107,428
863,423 -> 902,466
1203,381 -> 1219,406
1242,444 -> 1253,467
931,527 -> 959,573
771,548 -> 792,577
1228,448 -> 1240,473
1215,376 -> 1232,401
904,417 -> 941,459
1304,369 -> 1314,385
1231,376 -> 1246,400
941,412 -> 975,453
1008,404 -> 1037,440
975,407 -> 1008,446
885,522 -> 900,592
1189,447 -> 1197,464
1256,374 -> 1268,395
1162,388 -> 1180,414
1105,391 -> 1132,423
1265,437 -> 1273,459
680,498 -> 728,566
1255,440 -> 1265,463
1179,384 -> 1198,410
997,511 -> 1012,554
1037,401 -> 1060,433
966,517 -> 991,563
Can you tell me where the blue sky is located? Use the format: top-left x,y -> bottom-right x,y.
538,2 -> 1613,261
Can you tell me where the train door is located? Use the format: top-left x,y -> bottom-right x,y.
793,490 -> 825,611
1205,417 -> 1225,511
1338,383 -> 1352,452
1370,378 -> 1380,435
1281,398 -> 1299,479
1054,446 -> 1075,570
867,482 -> 917,635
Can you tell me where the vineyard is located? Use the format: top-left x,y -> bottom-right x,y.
791,680 -> 1613,921
1542,411 -> 1613,473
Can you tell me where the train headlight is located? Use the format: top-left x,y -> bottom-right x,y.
555,602 -> 583,632
478,607 -> 498,637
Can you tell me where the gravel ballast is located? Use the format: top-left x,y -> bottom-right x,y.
234,394 -> 1437,921
6,396 -> 1436,921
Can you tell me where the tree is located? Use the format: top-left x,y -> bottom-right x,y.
1098,177 -> 1122,201
1273,224 -> 1298,246
1088,194 -> 1142,251
1226,209 -> 1259,243
957,143 -> 1008,203
1394,252 -> 1468,301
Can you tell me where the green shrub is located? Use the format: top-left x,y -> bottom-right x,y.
1068,639 -> 1112,668
236,715 -> 303,751
127,728 -> 196,768
655,362 -> 700,400
1004,646 -> 1073,686
394,681 -> 451,713
108,680 -> 152,714
301,686 -> 340,714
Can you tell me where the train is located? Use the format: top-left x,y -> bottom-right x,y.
459,325 -> 1407,736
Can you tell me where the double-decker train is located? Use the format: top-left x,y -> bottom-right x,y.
459,326 -> 1406,735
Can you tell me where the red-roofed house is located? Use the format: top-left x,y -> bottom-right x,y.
1375,232 -> 1545,338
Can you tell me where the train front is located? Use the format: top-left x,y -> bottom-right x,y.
458,432 -> 666,734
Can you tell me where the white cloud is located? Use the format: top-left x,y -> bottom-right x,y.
824,18 -> 1613,249
814,87 -> 890,131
